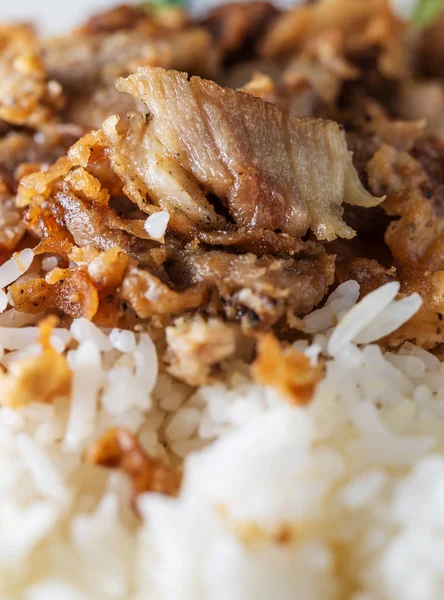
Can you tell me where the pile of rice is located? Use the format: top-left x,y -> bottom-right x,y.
1,250 -> 444,600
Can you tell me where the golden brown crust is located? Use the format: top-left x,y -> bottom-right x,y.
88,427 -> 182,502
336,257 -> 397,297
164,315 -> 239,386
252,333 -> 321,404
260,0 -> 407,79
0,316 -> 71,408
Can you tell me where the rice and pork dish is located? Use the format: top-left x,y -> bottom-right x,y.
1,0 -> 444,598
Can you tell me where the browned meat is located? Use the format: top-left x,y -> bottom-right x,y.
203,2 -> 278,55
197,228 -> 318,255
411,135 -> 444,188
17,66 -> 381,274
88,428 -> 182,506
164,315 -> 239,385
357,100 -> 425,153
18,157 -> 155,259
75,4 -> 154,35
176,247 -> 335,327
119,266 -> 207,318
117,67 -> 380,242
251,333 -> 321,404
387,269 -> 444,349
234,30 -> 358,118
9,267 -> 100,320
259,0 -> 407,79
420,8 -> 444,78
15,65 -> 376,329
42,28 -> 219,93
336,257 -> 397,297
279,30 -> 358,106
367,143 -> 444,271
56,182 -> 151,253
9,265 -> 123,328
395,82 -> 444,140
38,6 -> 220,131
64,86 -> 143,131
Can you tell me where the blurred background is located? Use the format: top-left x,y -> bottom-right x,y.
1,0 -> 419,31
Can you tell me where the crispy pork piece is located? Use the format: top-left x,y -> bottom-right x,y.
203,2 -> 278,55
175,247 -> 335,327
260,0 -> 407,79
164,315 -> 239,386
9,267 -> 100,320
16,65 -> 380,327
117,67 -> 380,241
280,30 -> 358,106
235,31 -> 358,117
42,29 -> 219,92
64,86 -> 144,131
420,8 -> 444,78
40,8 -> 219,130
395,82 -> 444,140
119,266 -> 207,318
75,4 -> 157,35
336,257 -> 397,297
18,156 -> 156,259
411,135 -> 444,188
367,143 -> 444,271
18,66 -> 381,267
116,245 -> 335,327
387,269 -> 444,349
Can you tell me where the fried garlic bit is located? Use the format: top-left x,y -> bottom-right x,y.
164,315 -> 238,387
88,428 -> 182,501
251,334 -> 321,405
0,315 -> 71,408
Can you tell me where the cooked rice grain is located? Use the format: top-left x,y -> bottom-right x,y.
0,281 -> 444,599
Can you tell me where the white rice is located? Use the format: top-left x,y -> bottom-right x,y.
70,318 -> 112,352
144,211 -> 170,239
327,281 -> 400,354
0,249 -> 33,288
109,329 -> 136,354
1,279 -> 444,598
41,256 -> 59,272
0,289 -> 8,313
